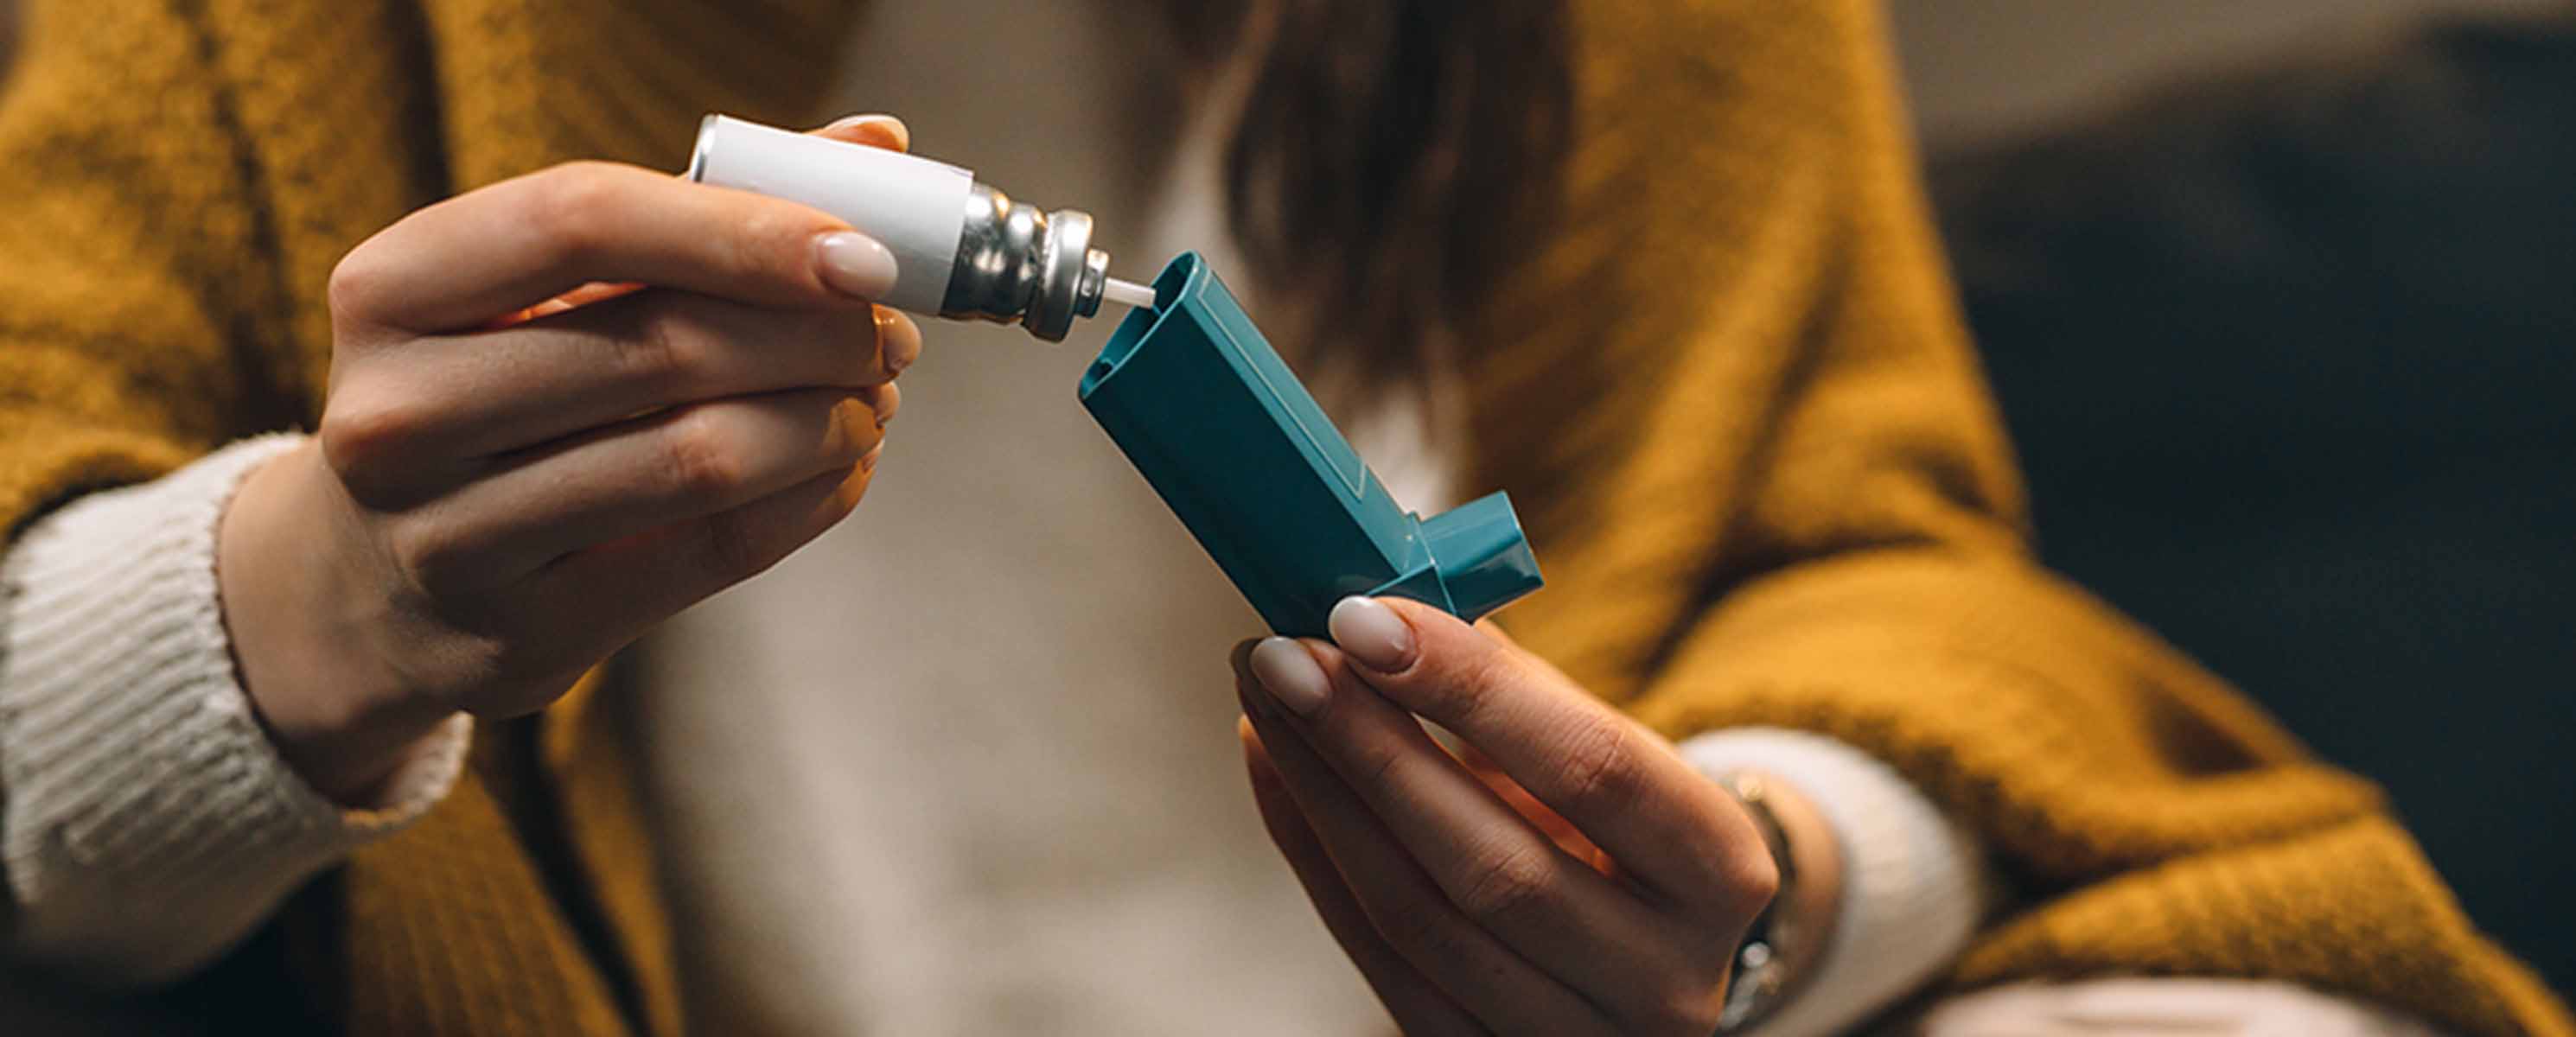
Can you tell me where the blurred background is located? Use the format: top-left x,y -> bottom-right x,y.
1897,0 -> 2574,996
1896,0 -> 2562,140
0,0 -> 2560,998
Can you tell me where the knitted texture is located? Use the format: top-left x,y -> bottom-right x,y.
0,435 -> 468,984
1678,728 -> 1990,1037
0,2 -> 2563,1036
333,723 -> 634,1037
0,1 -> 849,1034
1463,3 -> 2567,1035
1922,977 -> 2451,1035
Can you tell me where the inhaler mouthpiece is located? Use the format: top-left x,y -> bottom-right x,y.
687,114 -> 1146,341
1079,253 -> 1545,635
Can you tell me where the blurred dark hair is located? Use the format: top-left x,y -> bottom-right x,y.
1165,0 -> 1574,387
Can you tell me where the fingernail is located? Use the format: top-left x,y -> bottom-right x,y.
817,232 -> 899,299
864,384 -> 900,428
1329,596 -> 1416,672
877,306 -> 921,375
858,441 -> 886,473
1249,637 -> 1330,717
825,112 -> 910,150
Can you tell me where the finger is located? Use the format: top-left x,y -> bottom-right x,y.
1247,637 -> 1693,1019
342,295 -> 920,463
485,111 -> 904,332
392,385 -> 887,594
529,450 -> 877,652
332,161 -> 896,334
1240,716 -> 1489,1037
813,112 -> 911,152
479,118 -> 902,330
1329,596 -> 1771,913
1456,745 -> 1615,876
1234,660 -> 1618,1037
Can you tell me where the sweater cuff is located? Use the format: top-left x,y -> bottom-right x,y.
1,433 -> 471,984
1678,727 -> 1990,1037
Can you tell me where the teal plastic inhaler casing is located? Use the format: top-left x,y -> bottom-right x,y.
1079,252 -> 1543,637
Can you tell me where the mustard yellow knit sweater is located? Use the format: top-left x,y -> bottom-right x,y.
0,0 -> 2562,1034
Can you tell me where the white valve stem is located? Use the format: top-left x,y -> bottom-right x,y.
1101,277 -> 1159,309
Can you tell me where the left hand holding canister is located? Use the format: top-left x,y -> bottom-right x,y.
1234,596 -> 1828,1035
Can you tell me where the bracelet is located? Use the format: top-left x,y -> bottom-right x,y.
1714,773 -> 1802,1034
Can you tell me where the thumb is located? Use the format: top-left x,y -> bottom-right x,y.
1323,595 -> 1528,718
812,112 -> 911,152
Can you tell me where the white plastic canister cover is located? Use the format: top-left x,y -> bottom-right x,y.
687,114 -> 973,315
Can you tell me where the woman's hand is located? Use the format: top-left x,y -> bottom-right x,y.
1233,596 -> 1784,1036
220,117 -> 918,803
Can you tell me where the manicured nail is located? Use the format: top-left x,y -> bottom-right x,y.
824,112 -> 910,151
858,441 -> 886,473
877,306 -> 921,375
1329,596 -> 1416,672
817,232 -> 898,299
1249,637 -> 1330,717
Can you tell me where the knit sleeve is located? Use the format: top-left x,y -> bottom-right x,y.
1457,3 -> 2573,1036
0,0 -> 477,991
1677,728 -> 1990,1037
1913,977 -> 2455,1036
1676,735 -> 2461,1037
1,434 -> 472,987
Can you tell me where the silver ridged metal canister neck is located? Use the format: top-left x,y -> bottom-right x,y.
940,183 -> 1113,342
686,115 -> 1156,342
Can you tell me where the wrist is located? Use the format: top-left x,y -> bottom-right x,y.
218,442 -> 455,805
1713,769 -> 1846,1031
1679,728 -> 1993,1037
1743,771 -> 1845,989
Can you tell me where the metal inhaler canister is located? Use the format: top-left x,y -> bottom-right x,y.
1079,252 -> 1544,637
686,114 -> 1119,341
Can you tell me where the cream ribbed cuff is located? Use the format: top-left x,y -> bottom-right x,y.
1678,727 -> 1990,1037
1,433 -> 471,986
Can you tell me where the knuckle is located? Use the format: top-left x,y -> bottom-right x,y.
1368,900 -> 1457,960
1552,715 -> 1645,818
1412,652 -> 1514,726
1451,838 -> 1559,926
317,385 -> 428,475
522,162 -> 630,263
387,514 -> 488,600
1393,658 -> 1475,721
1349,731 -> 1412,792
660,410 -> 749,504
1682,824 -> 1782,931
326,250 -> 393,323
622,302 -> 715,391
1714,840 -> 1782,919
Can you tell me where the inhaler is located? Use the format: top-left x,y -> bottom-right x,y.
685,114 -> 1544,633
687,114 -> 1156,342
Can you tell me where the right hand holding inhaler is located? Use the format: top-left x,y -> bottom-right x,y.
218,117 -> 921,804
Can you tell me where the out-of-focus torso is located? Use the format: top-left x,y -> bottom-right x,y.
630,2 -> 1446,1032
